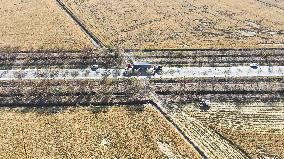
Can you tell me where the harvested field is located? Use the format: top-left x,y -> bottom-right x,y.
150,76 -> 284,158
168,111 -> 249,159
149,93 -> 249,158
0,0 -> 93,52
61,0 -> 284,49
0,106 -> 200,158
214,128 -> 284,159
177,102 -> 284,158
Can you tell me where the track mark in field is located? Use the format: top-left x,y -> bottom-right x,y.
254,0 -> 284,11
54,0 -> 105,48
148,93 -> 208,159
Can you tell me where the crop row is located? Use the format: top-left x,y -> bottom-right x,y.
0,78 -> 141,88
168,112 -> 248,158
136,57 -> 283,67
152,78 -> 283,103
0,51 -> 123,69
153,82 -> 283,93
174,107 -> 284,158
151,77 -> 283,94
150,76 -> 284,83
188,108 -> 284,132
158,93 -> 282,104
0,79 -> 148,107
212,126 -> 284,158
133,49 -> 284,58
133,49 -> 284,66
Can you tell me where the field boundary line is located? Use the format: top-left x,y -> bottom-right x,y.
54,0 -> 105,48
255,0 -> 284,10
208,125 -> 252,158
148,92 -> 253,159
148,92 -> 208,159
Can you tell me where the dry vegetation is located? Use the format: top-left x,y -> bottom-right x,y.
0,105 -> 200,158
151,77 -> 284,158
214,128 -> 284,159
257,0 -> 284,9
0,0 -> 93,52
62,0 -> 284,49
180,102 -> 284,158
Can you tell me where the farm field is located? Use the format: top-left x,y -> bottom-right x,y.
0,0 -> 283,157
178,102 -> 284,158
61,0 -> 284,49
0,105 -> 200,158
257,0 -> 284,9
0,0 -> 93,52
150,76 -> 284,158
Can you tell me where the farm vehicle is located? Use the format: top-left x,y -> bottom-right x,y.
123,62 -> 163,76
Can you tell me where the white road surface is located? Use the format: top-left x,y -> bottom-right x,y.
0,66 -> 283,80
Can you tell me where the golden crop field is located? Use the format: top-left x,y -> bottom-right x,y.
213,127 -> 284,159
0,106 -> 200,159
182,102 -> 284,158
62,0 -> 284,49
0,0 -> 93,52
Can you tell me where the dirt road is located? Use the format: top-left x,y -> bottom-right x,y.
0,66 -> 283,80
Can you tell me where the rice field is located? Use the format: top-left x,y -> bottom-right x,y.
0,0 -> 93,52
61,0 -> 284,49
0,105 -> 200,158
0,0 -> 283,158
179,102 -> 284,158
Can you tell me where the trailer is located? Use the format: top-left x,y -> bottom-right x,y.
132,62 -> 152,70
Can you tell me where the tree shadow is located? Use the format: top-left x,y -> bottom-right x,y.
18,106 -> 69,115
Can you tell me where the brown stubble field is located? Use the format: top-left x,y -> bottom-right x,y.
0,0 -> 93,52
180,102 -> 284,158
61,0 -> 284,49
0,106 -> 200,159
257,0 -> 284,9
